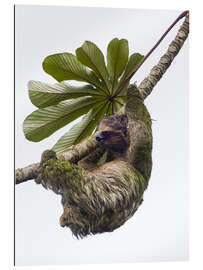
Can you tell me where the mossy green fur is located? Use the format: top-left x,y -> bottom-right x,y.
37,85 -> 152,238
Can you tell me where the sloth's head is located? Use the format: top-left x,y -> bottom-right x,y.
96,115 -> 129,153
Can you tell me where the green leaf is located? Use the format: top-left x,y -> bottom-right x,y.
106,101 -> 114,116
28,80 -> 105,108
42,53 -> 106,92
118,53 -> 144,87
107,38 -> 129,91
76,41 -> 110,91
52,102 -> 109,154
114,97 -> 125,112
23,96 -> 103,142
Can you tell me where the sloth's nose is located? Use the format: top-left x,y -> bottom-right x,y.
96,135 -> 104,142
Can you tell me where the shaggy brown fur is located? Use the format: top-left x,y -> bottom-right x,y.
97,114 -> 129,154
78,115 -> 129,171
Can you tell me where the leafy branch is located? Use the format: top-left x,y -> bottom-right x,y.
15,10 -> 189,238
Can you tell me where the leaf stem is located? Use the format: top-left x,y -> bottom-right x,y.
113,10 -> 189,98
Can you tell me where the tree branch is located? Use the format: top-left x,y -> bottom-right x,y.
138,12 -> 189,99
15,163 -> 40,184
113,10 -> 189,98
15,133 -> 102,184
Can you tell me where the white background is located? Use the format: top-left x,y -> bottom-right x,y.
15,5 -> 188,266
1,0 -> 203,270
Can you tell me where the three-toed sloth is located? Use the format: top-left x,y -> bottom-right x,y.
40,113 -> 147,238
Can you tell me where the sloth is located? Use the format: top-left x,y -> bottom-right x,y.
18,85 -> 152,238
38,99 -> 151,238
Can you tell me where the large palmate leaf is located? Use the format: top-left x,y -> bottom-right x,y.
107,38 -> 129,91
42,53 -> 106,93
76,41 -> 110,91
24,38 -> 145,145
106,101 -> 114,116
114,97 -> 125,112
52,102 -> 109,154
29,80 -> 105,108
118,53 -> 144,88
23,96 -> 104,142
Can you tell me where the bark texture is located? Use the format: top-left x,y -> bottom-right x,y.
15,163 -> 40,184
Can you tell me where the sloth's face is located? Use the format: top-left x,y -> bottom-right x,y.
96,123 -> 128,153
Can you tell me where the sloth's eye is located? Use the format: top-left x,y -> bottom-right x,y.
96,131 -> 113,142
101,131 -> 111,137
